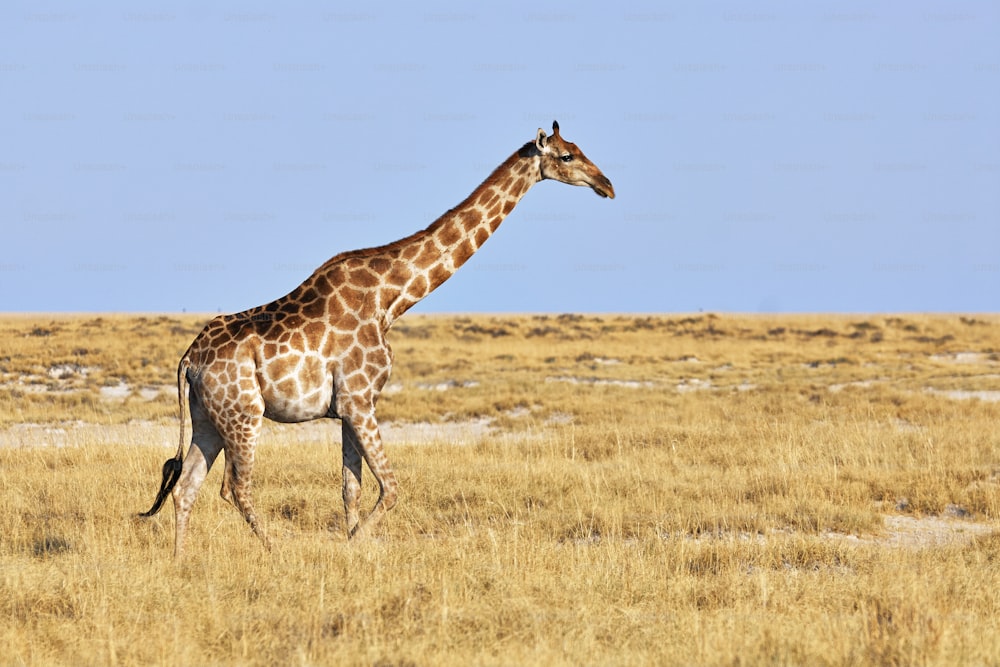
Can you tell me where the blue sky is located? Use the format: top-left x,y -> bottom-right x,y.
1,1 -> 997,313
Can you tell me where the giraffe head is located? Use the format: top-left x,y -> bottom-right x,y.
534,121 -> 615,199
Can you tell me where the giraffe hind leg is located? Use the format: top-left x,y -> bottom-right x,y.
170,401 -> 225,558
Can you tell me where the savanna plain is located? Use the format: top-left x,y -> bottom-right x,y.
1,313 -> 999,666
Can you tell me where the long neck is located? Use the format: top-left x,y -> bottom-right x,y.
384,142 -> 541,322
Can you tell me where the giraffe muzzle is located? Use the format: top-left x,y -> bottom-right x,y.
592,174 -> 615,199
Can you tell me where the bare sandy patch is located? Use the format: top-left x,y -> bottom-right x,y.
0,417 -> 496,449
923,387 -> 1000,402
828,379 -> 886,392
0,421 -> 175,448
47,363 -> 99,379
676,378 -> 712,393
99,379 -> 133,400
826,514 -> 995,549
414,379 -> 480,391
258,418 -> 495,446
930,351 -> 993,364
546,375 -> 655,389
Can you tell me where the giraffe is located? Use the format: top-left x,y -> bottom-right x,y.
140,121 -> 614,556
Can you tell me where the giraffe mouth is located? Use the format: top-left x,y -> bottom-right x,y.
591,174 -> 615,199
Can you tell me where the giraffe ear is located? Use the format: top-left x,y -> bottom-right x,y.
535,128 -> 548,151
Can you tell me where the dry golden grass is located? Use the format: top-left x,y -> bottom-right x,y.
1,313 -> 999,665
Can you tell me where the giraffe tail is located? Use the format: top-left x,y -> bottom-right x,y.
139,357 -> 190,517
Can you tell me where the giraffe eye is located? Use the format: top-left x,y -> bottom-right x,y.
559,154 -> 574,163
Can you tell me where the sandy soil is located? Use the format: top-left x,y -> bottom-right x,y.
0,417 -> 497,449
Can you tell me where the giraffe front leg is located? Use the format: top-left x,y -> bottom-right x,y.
341,404 -> 398,540
220,453 -> 234,505
342,423 -> 364,535
223,415 -> 271,551
227,455 -> 272,550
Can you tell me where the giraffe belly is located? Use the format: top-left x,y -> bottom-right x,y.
258,357 -> 334,423
261,383 -> 334,422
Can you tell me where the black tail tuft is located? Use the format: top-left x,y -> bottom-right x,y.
139,456 -> 183,517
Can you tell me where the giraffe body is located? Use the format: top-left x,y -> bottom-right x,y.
140,122 -> 614,556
